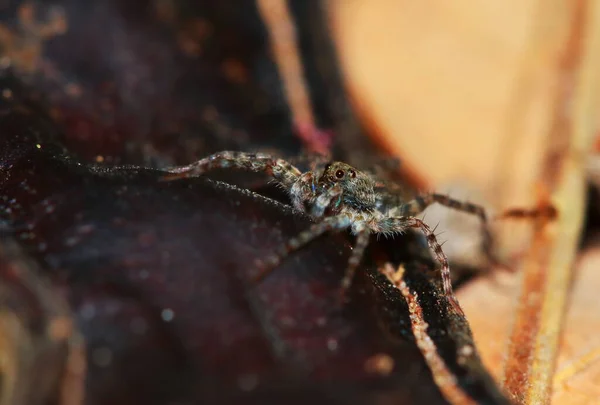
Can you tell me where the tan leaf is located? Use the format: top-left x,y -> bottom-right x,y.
330,1 -> 600,404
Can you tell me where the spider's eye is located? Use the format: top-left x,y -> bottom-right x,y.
349,170 -> 356,178
335,169 -> 345,179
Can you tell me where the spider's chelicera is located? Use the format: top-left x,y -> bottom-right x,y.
161,151 -> 490,315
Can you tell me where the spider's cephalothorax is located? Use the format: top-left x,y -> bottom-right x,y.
160,151 -> 491,315
316,162 -> 378,214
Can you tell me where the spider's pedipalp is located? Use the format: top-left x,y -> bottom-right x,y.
311,183 -> 343,218
289,172 -> 317,212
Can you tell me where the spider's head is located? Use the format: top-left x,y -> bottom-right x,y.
320,162 -> 358,183
318,162 -> 377,211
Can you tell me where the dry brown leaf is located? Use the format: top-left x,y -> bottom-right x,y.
461,245 -> 600,404
329,1 -> 600,404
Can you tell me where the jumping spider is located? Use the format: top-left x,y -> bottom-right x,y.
160,151 -> 493,316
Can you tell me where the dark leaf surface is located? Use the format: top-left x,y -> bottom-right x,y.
0,1 -> 508,404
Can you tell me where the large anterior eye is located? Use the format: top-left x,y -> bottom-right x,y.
335,169 -> 345,179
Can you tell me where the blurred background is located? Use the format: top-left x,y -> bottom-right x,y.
0,1 -> 599,404
329,2 -> 600,404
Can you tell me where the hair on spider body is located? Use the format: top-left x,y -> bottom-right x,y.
160,150 -> 496,316
316,162 -> 379,214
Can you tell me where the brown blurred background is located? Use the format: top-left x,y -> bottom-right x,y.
1,1 -> 598,404
328,1 -> 600,404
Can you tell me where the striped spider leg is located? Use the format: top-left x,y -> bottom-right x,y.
160,151 -> 484,315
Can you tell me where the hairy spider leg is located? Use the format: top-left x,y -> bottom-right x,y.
307,184 -> 371,301
378,216 -> 464,316
338,230 -> 371,302
393,193 -> 487,222
160,151 -> 302,188
395,193 -> 504,271
253,214 -> 352,280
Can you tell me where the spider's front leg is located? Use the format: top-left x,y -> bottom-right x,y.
339,230 -> 371,303
309,187 -> 372,301
159,151 -> 302,188
253,211 -> 371,304
377,216 -> 465,316
253,215 -> 352,282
